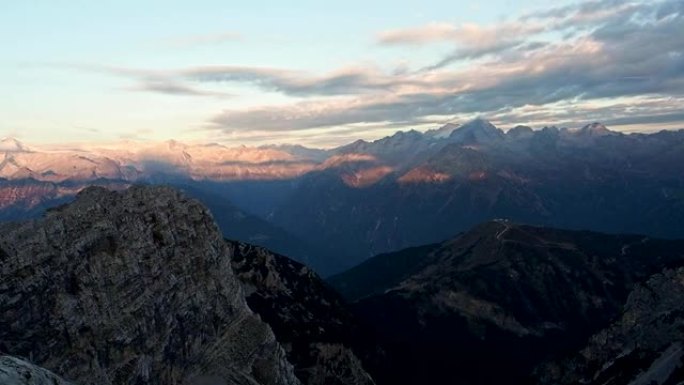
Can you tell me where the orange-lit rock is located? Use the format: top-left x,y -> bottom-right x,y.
398,167 -> 451,184
341,166 -> 394,187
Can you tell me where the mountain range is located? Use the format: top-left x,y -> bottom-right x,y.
329,220 -> 684,384
2,186 -> 684,385
2,119 -> 684,275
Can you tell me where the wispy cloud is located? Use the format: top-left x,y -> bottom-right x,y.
72,64 -> 232,98
131,80 -> 232,98
80,64 -> 432,98
70,0 -> 684,144
182,65 -> 417,96
377,21 -> 542,47
203,0 -> 684,134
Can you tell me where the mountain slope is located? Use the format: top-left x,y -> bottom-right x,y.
538,267 -> 684,385
230,242 -> 375,385
0,186 -> 300,385
330,222 -> 684,384
3,121 -> 684,276
327,243 -> 441,302
275,124 -> 684,274
447,117 -> 505,145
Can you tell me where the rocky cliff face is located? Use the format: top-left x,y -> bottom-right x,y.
0,185 -> 300,385
539,267 -> 684,385
230,242 -> 375,385
0,356 -> 73,385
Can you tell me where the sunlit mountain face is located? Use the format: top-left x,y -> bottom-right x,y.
3,1 -> 684,385
2,119 -> 684,274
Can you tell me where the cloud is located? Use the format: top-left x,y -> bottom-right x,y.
522,0 -> 643,26
84,64 -> 433,98
68,0 -> 684,144
422,40 -> 531,70
377,22 -> 462,45
181,65 -> 412,96
73,65 -> 232,98
377,21 -> 543,67
377,21 -> 542,47
206,0 -> 684,135
132,80 -> 232,98
487,95 -> 684,128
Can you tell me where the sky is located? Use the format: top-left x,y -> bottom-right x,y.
1,0 -> 683,148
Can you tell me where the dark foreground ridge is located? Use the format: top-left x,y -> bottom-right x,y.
330,220 -> 684,384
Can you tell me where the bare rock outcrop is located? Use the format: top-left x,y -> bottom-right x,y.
230,242 -> 375,385
0,356 -> 73,385
538,267 -> 684,385
0,185 -> 300,385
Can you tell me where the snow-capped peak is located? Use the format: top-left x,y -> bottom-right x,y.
0,137 -> 29,153
574,122 -> 617,137
425,123 -> 460,139
449,118 -> 504,143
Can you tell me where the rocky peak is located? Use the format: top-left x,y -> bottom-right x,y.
0,185 -> 300,385
375,130 -> 425,149
449,118 -> 504,144
573,122 -> 618,137
540,125 -> 560,134
230,242 -> 376,385
425,123 -> 460,139
506,125 -> 534,139
0,137 -> 29,153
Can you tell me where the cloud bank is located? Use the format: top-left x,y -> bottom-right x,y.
86,0 -> 684,143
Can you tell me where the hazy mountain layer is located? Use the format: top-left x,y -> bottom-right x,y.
3,120 -> 684,275
274,122 -> 684,272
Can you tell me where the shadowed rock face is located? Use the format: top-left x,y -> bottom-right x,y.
539,267 -> 684,385
229,242 -> 375,385
0,186 -> 300,385
0,356 -> 73,385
